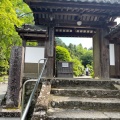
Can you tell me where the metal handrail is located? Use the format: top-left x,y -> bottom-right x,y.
38,59 -> 44,77
21,79 -> 37,114
21,58 -> 48,120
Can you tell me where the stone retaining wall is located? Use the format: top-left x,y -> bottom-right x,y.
31,81 -> 51,120
22,79 -> 42,120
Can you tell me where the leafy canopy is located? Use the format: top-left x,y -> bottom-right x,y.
0,0 -> 34,76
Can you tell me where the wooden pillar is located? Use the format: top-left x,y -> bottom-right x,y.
22,39 -> 26,47
93,28 -> 110,79
22,38 -> 26,74
45,27 -> 55,78
38,41 -> 45,46
100,28 -> 110,79
115,44 -> 120,77
93,30 -> 101,78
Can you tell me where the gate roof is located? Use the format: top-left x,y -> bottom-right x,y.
24,0 -> 120,37
16,25 -> 48,41
24,0 -> 120,4
106,24 -> 120,42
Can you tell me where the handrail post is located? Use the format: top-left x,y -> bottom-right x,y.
38,59 -> 43,77
21,58 -> 48,120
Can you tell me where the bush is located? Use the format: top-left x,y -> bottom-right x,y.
56,46 -> 71,62
71,59 -> 84,76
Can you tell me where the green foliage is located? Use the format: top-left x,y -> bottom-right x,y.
71,59 -> 84,76
55,37 -> 67,48
55,38 -> 93,77
0,75 -> 8,82
0,0 -> 22,75
11,0 -> 34,24
56,46 -> 71,62
27,42 -> 38,46
57,38 -> 94,76
0,53 -> 9,76
0,0 -> 34,76
81,50 -> 93,67
76,43 -> 84,58
68,43 -> 78,58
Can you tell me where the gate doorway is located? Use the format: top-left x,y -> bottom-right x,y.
55,37 -> 93,77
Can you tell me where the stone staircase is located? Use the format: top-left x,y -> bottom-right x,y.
46,79 -> 120,120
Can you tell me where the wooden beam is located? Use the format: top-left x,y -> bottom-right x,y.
35,18 -> 116,28
17,30 -> 46,34
29,1 -> 120,11
20,33 -> 47,37
55,32 -> 94,37
31,8 -> 119,17
25,37 -> 47,41
31,7 -> 120,17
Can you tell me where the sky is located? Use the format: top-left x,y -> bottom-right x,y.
58,18 -> 120,49
59,37 -> 93,49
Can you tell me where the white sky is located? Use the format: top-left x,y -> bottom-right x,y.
59,18 -> 120,49
59,37 -> 93,49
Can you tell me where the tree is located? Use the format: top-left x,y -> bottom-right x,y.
11,0 -> 34,24
56,46 -> 71,62
68,43 -> 75,57
0,0 -> 22,75
55,37 -> 67,48
0,0 -> 34,76
81,50 -> 93,67
76,43 -> 84,59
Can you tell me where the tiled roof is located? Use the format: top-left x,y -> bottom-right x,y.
41,0 -> 120,4
105,24 -> 120,39
16,24 -> 47,32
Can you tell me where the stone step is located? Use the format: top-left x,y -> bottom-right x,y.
0,108 -> 21,117
0,118 -> 20,120
51,87 -> 120,98
50,96 -> 120,111
51,79 -> 117,89
47,108 -> 120,120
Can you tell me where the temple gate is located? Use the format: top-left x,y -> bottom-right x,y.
22,0 -> 120,79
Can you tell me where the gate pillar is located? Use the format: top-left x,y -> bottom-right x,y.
45,27 -> 55,77
93,28 -> 110,79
